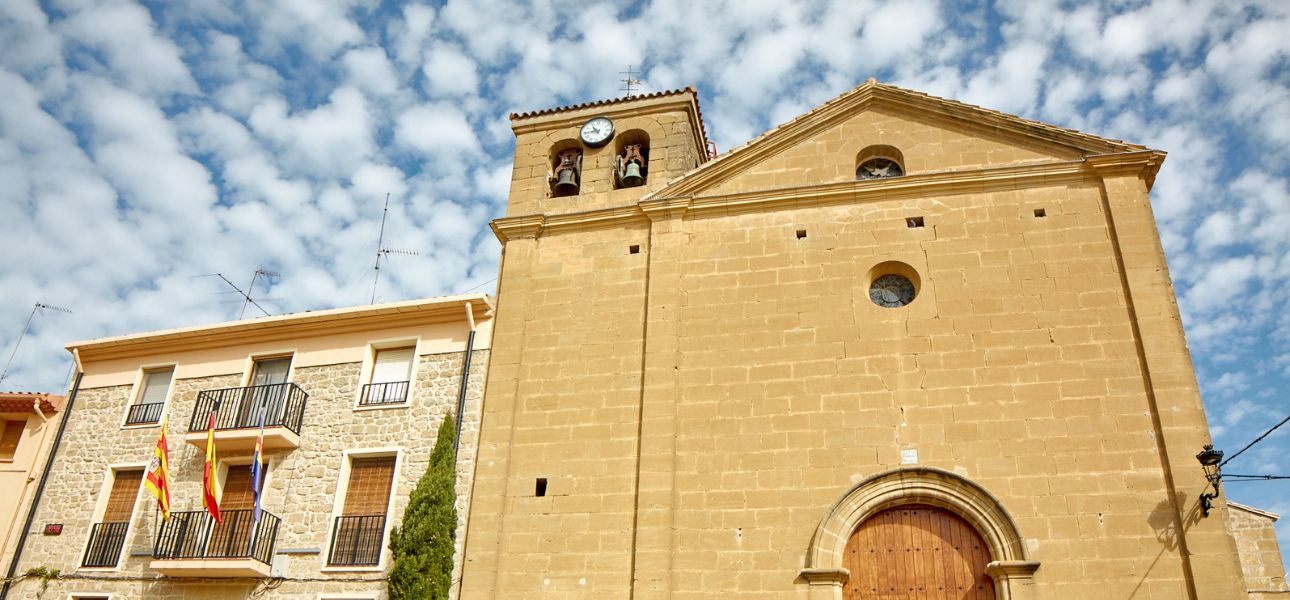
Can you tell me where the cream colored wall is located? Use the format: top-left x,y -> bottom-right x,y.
0,408 -> 58,568
78,318 -> 491,389
704,105 -> 1081,196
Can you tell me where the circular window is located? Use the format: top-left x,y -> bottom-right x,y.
869,274 -> 916,308
857,158 -> 904,180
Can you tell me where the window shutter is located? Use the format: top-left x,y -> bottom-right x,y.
102,470 -> 143,522
221,464 -> 257,511
0,421 -> 23,459
371,348 -> 413,384
342,457 -> 396,516
138,368 -> 173,405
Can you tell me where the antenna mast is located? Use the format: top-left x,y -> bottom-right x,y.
621,65 -> 643,97
371,193 -> 418,304
240,268 -> 281,319
1,302 -> 72,384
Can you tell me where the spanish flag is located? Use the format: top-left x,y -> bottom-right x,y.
202,406 -> 222,524
143,416 -> 171,522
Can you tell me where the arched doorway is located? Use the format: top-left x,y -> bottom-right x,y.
801,467 -> 1039,600
844,504 -> 994,599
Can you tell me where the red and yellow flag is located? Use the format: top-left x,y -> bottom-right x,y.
143,415 -> 171,521
202,409 -> 222,524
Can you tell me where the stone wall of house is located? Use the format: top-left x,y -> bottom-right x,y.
8,348 -> 488,599
1226,503 -> 1290,598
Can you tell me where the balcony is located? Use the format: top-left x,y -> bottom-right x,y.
82,521 -> 129,568
125,401 -> 164,425
151,509 -> 281,577
358,381 -> 409,407
327,515 -> 386,567
185,383 -> 307,451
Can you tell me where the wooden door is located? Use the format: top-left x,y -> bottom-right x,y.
844,504 -> 994,600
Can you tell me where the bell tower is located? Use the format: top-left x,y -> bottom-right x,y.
501,89 -> 708,217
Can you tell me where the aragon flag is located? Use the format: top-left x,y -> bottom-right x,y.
143,415 -> 171,522
202,405 -> 222,524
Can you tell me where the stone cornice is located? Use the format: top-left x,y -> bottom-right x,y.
67,294 -> 494,363
1085,150 -> 1168,190
646,80 -> 1150,201
492,158 -> 1107,242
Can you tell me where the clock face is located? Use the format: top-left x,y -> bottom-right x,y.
869,274 -> 916,308
580,117 -> 614,147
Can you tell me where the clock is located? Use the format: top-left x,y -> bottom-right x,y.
580,117 -> 614,147
869,274 -> 916,308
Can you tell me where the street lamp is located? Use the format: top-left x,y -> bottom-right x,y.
1196,444 -> 1224,518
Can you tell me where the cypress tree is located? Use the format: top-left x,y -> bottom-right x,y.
388,412 -> 457,599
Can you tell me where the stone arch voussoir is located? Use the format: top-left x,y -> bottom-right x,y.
800,467 -> 1040,600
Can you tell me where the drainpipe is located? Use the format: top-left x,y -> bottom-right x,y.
1,370 -> 83,599
452,302 -> 477,456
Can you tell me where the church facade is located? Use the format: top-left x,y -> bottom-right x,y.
458,81 -> 1264,598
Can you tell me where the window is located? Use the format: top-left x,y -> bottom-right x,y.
125,367 -> 172,425
0,421 -> 24,460
238,356 -> 292,426
855,144 -> 906,180
361,347 -> 413,406
328,456 -> 396,566
82,469 -> 143,568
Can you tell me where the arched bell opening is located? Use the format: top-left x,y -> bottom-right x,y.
801,467 -> 1039,600
855,144 -> 905,180
549,139 -> 583,197
613,129 -> 650,189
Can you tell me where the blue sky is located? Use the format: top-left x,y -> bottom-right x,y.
2,0 -> 1288,565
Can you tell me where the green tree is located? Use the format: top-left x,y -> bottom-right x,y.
388,412 -> 457,599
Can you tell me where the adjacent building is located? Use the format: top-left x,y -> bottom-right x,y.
5,295 -> 490,599
0,392 -> 64,569
458,80 -> 1278,598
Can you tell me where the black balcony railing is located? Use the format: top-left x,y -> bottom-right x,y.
189,383 -> 307,435
153,509 -> 281,566
82,521 -> 130,567
359,381 -> 410,406
125,401 -> 165,425
327,515 -> 386,566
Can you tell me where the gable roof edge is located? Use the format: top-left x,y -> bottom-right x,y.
644,79 -> 1154,201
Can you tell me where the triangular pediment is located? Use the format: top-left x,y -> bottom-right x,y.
648,80 -> 1151,199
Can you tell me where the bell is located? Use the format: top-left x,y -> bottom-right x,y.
620,162 -> 644,187
554,168 -> 579,195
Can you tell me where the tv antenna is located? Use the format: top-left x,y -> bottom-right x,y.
239,268 -> 281,318
371,193 -> 419,304
1,302 -> 73,384
195,271 -> 275,318
621,65 -> 643,97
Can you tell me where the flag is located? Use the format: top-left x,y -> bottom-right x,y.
143,416 -> 171,522
250,398 -> 265,522
202,405 -> 222,525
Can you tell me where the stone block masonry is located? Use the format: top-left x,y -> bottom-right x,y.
8,348 -> 488,600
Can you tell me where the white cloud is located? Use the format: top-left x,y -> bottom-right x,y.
55,0 -> 197,97
422,44 -> 480,97
343,46 -> 400,98
394,102 -> 479,158
244,0 -> 364,60
249,86 -> 375,178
